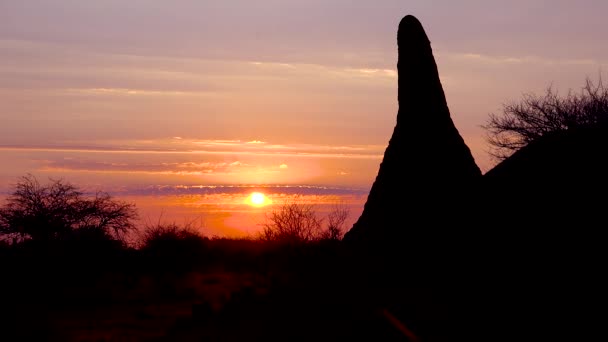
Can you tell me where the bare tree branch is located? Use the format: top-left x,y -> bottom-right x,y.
259,198 -> 350,243
483,76 -> 608,160
0,174 -> 138,243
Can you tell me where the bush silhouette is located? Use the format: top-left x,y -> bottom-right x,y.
139,223 -> 209,272
324,203 -> 349,241
140,223 -> 208,252
0,174 -> 137,244
260,199 -> 349,243
484,77 -> 608,159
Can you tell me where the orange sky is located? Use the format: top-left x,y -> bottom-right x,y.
1,1 -> 607,236
128,190 -> 367,238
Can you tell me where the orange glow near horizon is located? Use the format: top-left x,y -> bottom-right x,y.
247,192 -> 270,207
101,192 -> 366,238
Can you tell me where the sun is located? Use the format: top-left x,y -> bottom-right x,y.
247,192 -> 269,207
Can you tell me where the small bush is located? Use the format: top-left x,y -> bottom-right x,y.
260,199 -> 349,244
139,223 -> 209,272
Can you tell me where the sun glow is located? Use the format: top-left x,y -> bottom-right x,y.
247,192 -> 270,207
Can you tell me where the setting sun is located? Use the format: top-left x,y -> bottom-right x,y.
247,192 -> 270,207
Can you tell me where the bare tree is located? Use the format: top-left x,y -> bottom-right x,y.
484,77 -> 608,160
260,199 -> 350,243
0,174 -> 138,243
323,202 -> 350,241
261,200 -> 323,243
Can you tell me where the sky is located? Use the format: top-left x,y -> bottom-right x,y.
1,1 -> 607,235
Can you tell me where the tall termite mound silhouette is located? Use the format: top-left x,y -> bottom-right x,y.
343,15 -> 481,252
339,15 -> 603,341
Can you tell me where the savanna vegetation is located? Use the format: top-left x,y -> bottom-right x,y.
2,76 -> 606,340
0,175 -> 352,341
484,77 -> 608,159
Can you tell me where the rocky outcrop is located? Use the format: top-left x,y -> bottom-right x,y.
343,15 -> 481,247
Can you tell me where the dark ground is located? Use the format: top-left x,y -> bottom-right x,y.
1,239 -> 467,342
1,229 -> 603,342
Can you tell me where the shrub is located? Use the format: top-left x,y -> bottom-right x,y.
139,223 -> 209,272
260,199 -> 349,243
0,175 -> 137,244
484,77 -> 608,159
140,223 -> 208,253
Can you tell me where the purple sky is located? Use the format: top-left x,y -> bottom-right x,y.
1,0 -> 607,186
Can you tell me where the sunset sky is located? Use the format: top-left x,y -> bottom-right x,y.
1,1 -> 607,236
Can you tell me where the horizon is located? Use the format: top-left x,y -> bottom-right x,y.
2,1 -> 607,236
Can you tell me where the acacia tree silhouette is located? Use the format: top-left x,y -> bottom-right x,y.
484,77 -> 608,159
0,174 -> 137,244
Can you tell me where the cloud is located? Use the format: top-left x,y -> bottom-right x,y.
36,159 -> 250,176
66,88 -> 214,97
122,184 -> 369,197
345,68 -> 397,78
445,51 -> 606,67
0,137 -> 383,188
0,38 -> 397,97
0,138 -> 385,159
